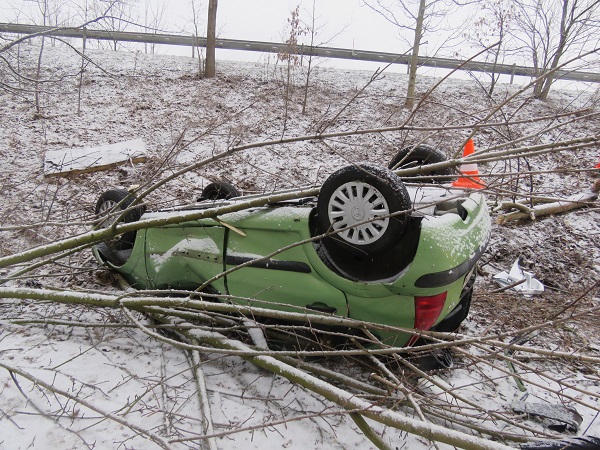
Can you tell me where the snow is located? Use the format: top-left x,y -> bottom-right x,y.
0,41 -> 599,449
151,237 -> 220,269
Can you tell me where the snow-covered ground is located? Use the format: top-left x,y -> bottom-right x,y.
0,42 -> 599,449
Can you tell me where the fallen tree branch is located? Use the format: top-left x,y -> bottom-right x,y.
4,285 -> 599,447
496,190 -> 598,224
152,314 -> 514,450
4,286 -> 600,359
189,350 -> 218,450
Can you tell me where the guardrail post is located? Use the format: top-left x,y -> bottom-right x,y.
510,63 -> 516,84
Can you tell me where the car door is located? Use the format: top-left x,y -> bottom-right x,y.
224,225 -> 348,317
144,222 -> 227,293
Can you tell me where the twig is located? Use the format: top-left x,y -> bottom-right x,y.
490,278 -> 527,293
150,314 -> 514,450
189,350 -> 218,450
1,363 -> 173,449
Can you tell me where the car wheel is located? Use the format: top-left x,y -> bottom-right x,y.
95,189 -> 145,249
317,164 -> 412,254
199,181 -> 240,201
388,144 -> 454,183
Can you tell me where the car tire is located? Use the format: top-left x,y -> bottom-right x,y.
95,189 -> 145,249
199,181 -> 239,201
317,163 -> 412,254
388,144 -> 454,183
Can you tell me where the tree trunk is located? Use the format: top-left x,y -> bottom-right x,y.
535,0 -> 570,100
205,0 -> 218,78
404,0 -> 426,109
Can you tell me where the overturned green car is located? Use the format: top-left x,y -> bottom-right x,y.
93,150 -> 491,347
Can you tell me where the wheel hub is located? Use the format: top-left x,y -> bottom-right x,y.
327,181 -> 390,246
351,206 -> 366,221
98,200 -> 120,229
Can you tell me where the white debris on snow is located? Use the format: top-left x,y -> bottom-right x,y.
44,138 -> 147,177
494,258 -> 545,295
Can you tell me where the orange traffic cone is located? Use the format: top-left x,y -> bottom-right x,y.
452,139 -> 485,189
595,156 -> 600,169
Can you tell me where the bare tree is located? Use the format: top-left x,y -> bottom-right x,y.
142,0 -> 167,54
278,5 -> 306,128
511,0 -> 600,100
0,4 -> 119,116
34,0 -> 50,116
300,0 -> 347,114
407,0 -> 426,110
302,0 -> 318,115
190,0 -> 204,77
205,0 -> 217,78
30,0 -> 68,115
364,0 -> 469,109
102,0 -> 135,51
465,0 -> 518,96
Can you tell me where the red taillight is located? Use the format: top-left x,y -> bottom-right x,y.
408,292 -> 447,345
414,292 -> 447,330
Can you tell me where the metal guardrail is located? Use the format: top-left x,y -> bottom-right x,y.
1,22 -> 599,83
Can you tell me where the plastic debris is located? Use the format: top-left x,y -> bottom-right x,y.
506,335 -> 583,436
520,436 -> 600,449
512,393 -> 583,433
493,258 -> 544,295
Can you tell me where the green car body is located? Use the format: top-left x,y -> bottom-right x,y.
94,180 -> 491,347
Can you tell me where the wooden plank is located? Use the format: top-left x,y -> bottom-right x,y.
44,138 -> 147,177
